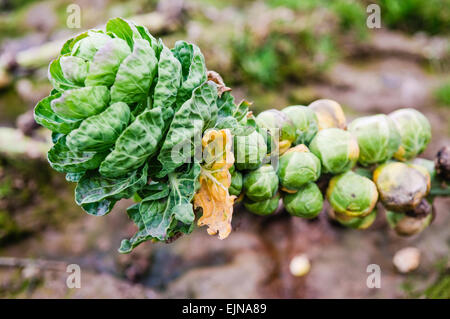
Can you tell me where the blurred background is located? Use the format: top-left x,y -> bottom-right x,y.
0,0 -> 449,298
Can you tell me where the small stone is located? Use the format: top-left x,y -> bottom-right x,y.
289,254 -> 311,277
393,247 -> 421,273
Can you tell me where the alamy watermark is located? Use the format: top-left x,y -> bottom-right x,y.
66,264 -> 81,288
366,264 -> 381,288
66,4 -> 81,29
366,4 -> 381,29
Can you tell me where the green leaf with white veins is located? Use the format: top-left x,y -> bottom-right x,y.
106,17 -> 142,50
84,38 -> 131,87
99,106 -> 173,178
34,94 -> 81,134
215,92 -> 253,136
172,41 -> 207,109
48,56 -> 83,92
71,31 -> 110,61
157,81 -> 218,177
110,39 -> 158,105
152,44 -> 182,110
119,163 -> 200,253
47,136 -> 108,173
59,55 -> 88,85
66,102 -> 131,151
75,163 -> 148,216
51,86 -> 110,119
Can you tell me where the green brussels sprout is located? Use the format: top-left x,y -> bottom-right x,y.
348,114 -> 401,166
244,193 -> 280,216
389,108 -> 431,161
386,210 -> 432,237
308,99 -> 347,130
283,183 -> 323,218
256,109 -> 297,154
330,209 -> 377,229
229,168 -> 243,196
327,171 -> 378,217
281,105 -> 319,145
309,128 -> 359,174
278,145 -> 321,191
373,162 -> 430,212
234,130 -> 267,170
243,164 -> 278,201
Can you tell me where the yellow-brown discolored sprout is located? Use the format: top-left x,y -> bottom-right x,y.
308,99 -> 347,130
373,162 -> 430,212
386,210 -> 432,237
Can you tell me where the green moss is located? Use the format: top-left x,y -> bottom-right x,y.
377,0 -> 450,35
0,177 -> 12,199
425,274 -> 450,299
434,82 -> 450,107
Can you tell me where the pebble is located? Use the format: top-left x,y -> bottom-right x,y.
289,254 -> 311,277
393,247 -> 421,273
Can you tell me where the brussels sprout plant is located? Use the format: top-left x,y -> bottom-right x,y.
309,128 -> 359,174
278,145 -> 321,192
389,108 -> 432,161
256,109 -> 297,154
34,17 -> 449,252
327,171 -> 378,217
243,164 -> 278,201
283,183 -> 323,218
281,105 -> 319,145
308,99 -> 347,130
373,162 -> 430,212
244,193 -> 281,216
348,114 -> 400,166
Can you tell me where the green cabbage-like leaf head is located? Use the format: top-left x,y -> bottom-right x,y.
327,171 -> 378,217
283,182 -> 323,218
389,108 -> 431,161
278,144 -> 321,191
281,105 -> 318,145
348,114 -> 400,166
244,193 -> 280,216
309,128 -> 359,174
243,164 -> 278,201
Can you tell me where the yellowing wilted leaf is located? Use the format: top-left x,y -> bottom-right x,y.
194,129 -> 236,239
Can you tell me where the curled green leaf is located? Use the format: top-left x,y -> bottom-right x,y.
34,94 -> 81,134
84,38 -> 131,87
172,41 -> 207,108
157,81 -> 218,177
152,44 -> 182,109
75,163 -> 148,216
119,163 -> 200,253
66,102 -> 131,151
47,136 -> 107,173
110,39 -> 158,105
50,86 -> 110,119
99,106 -> 173,177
